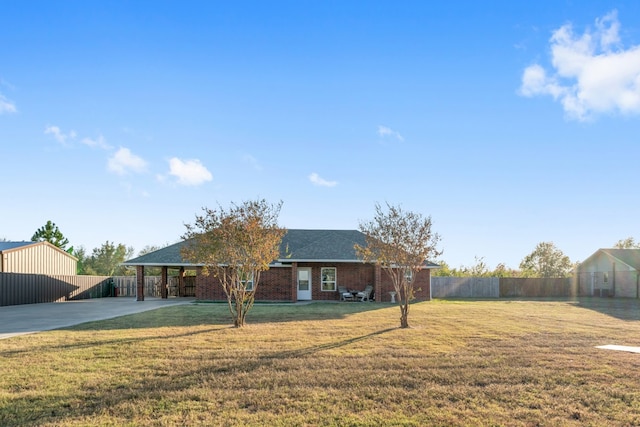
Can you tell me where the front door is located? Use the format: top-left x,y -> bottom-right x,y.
297,268 -> 312,300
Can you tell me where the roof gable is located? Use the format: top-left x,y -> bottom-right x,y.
601,249 -> 640,270
0,241 -> 36,252
578,248 -> 640,271
0,241 -> 77,261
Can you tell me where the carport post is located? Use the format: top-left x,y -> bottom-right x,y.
136,265 -> 145,301
161,266 -> 168,299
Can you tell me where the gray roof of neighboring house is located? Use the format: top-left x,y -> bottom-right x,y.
123,229 -> 440,267
0,241 -> 38,252
600,249 -> 640,270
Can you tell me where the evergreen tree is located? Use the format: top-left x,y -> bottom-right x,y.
31,220 -> 69,249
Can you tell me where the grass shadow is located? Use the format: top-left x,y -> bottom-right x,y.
570,297 -> 640,321
0,303 -> 395,356
58,301 -> 390,332
0,327 -> 398,425
0,326 -> 231,357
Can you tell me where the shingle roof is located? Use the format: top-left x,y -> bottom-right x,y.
123,229 -> 439,267
600,249 -> 640,270
122,240 -> 191,266
279,229 -> 366,261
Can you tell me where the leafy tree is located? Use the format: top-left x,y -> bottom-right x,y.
84,241 -> 134,276
433,257 -> 517,277
435,259 -> 482,277
182,199 -> 285,328
519,242 -> 572,278
432,260 -> 455,277
356,203 -> 441,328
73,246 -> 88,275
462,256 -> 489,277
613,237 -> 640,249
492,263 -> 520,278
139,245 -> 162,256
31,220 -> 69,249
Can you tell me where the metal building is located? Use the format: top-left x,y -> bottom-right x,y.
0,241 -> 77,275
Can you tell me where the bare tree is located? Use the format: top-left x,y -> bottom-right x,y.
356,203 -> 441,328
182,199 -> 285,328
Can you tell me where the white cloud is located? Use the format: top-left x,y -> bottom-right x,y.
309,172 -> 338,187
377,125 -> 404,142
520,10 -> 640,120
108,147 -> 148,175
81,134 -> 111,150
0,94 -> 16,114
168,157 -> 213,186
44,126 -> 76,145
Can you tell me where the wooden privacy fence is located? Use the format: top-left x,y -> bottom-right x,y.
111,276 -> 196,297
432,277 -> 587,298
431,277 -> 499,298
499,277 -> 576,298
0,273 -> 112,306
112,276 -> 161,297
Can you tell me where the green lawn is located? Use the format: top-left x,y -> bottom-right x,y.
2,298 -> 640,426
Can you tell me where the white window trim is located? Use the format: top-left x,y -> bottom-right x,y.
404,268 -> 413,282
320,267 -> 337,292
241,272 -> 254,291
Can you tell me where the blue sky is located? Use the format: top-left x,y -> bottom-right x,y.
2,1 -> 640,269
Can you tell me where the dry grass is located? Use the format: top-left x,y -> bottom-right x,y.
2,298 -> 640,426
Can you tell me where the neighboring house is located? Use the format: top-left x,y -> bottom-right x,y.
0,241 -> 77,275
576,249 -> 640,298
123,229 -> 440,302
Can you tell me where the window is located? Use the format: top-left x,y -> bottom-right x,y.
603,272 -> 609,283
240,271 -> 254,291
321,267 -> 337,291
404,268 -> 413,283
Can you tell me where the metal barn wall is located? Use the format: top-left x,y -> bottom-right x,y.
0,273 -> 111,306
1,243 -> 76,275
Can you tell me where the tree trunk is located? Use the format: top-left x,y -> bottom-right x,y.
234,297 -> 245,327
399,302 -> 410,328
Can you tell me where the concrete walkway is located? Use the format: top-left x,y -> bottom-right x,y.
0,297 -> 195,340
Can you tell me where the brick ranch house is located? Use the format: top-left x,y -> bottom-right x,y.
123,229 -> 439,303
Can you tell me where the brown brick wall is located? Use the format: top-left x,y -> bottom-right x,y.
378,268 -> 432,302
196,266 -> 294,301
195,263 -> 431,302
299,262 -> 375,301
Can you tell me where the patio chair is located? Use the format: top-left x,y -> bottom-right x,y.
356,285 -> 373,302
338,286 -> 354,301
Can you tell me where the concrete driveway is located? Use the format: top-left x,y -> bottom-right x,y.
0,297 -> 194,340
